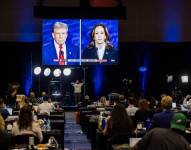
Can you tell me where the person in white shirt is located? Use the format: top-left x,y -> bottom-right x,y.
37,96 -> 55,115
12,105 -> 43,142
126,97 -> 138,116
71,80 -> 84,104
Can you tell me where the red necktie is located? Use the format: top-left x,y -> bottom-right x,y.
59,44 -> 64,65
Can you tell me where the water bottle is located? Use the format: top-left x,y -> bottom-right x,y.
101,117 -> 106,129
43,118 -> 48,132
47,119 -> 51,131
27,137 -> 35,150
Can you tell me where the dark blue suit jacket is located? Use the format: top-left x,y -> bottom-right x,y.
43,42 -> 79,65
153,110 -> 174,128
82,46 -> 118,65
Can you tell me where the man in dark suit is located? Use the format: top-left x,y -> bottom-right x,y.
43,22 -> 79,65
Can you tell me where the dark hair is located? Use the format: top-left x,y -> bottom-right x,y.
111,104 -> 134,132
18,105 -> 33,130
128,97 -> 135,105
88,24 -> 113,49
0,98 -> 4,106
138,99 -> 150,111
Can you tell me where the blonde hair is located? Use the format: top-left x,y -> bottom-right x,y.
161,95 -> 172,109
19,95 -> 28,109
52,22 -> 68,32
0,115 -> 5,130
100,96 -> 106,106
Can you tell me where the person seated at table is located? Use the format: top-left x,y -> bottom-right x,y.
134,113 -> 191,150
152,95 -> 174,128
126,97 -> 138,117
98,96 -> 107,107
80,95 -> 91,107
12,105 -> 43,142
97,104 -> 134,149
182,94 -> 191,112
103,104 -> 134,136
36,91 -> 47,104
119,94 -> 126,106
134,99 -> 154,127
53,102 -> 63,112
37,95 -> 55,115
28,91 -> 38,105
0,97 -> 10,120
17,95 -> 30,109
0,114 -> 12,149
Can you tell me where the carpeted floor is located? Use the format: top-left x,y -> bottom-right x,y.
64,112 -> 91,150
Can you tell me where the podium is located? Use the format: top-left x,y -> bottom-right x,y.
48,80 -> 62,102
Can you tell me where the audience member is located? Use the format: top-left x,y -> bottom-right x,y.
98,104 -> 134,149
99,96 -> 107,107
126,97 -> 138,116
152,95 -> 174,128
17,95 -> 29,109
134,99 -> 153,126
37,95 -> 55,115
103,104 -> 134,137
37,91 -> 47,104
0,115 -> 11,149
81,95 -> 91,106
28,91 -> 37,105
0,98 -> 10,120
134,113 -> 191,150
182,95 -> 191,112
6,82 -> 20,108
12,105 -> 43,142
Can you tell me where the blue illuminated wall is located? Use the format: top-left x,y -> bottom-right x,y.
24,64 -> 32,95
93,66 -> 104,100
161,0 -> 183,42
16,0 -> 40,42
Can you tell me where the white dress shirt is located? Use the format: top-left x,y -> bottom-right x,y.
96,43 -> 106,60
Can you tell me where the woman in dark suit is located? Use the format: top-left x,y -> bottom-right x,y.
82,24 -> 118,65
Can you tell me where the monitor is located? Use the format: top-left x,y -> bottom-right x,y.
42,19 -> 118,66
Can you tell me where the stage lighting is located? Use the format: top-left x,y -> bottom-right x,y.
34,67 -> 41,75
181,75 -> 188,83
53,69 -> 61,77
167,75 -> 173,83
63,68 -> 71,76
139,67 -> 147,72
44,68 -> 51,76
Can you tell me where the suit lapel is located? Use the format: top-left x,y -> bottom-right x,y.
103,49 -> 110,59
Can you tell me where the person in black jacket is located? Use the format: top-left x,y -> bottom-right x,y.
6,82 -> 19,108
